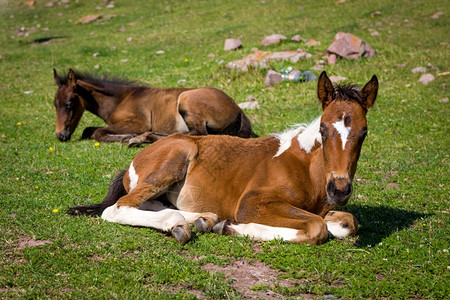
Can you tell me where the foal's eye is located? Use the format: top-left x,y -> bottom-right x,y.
65,102 -> 72,110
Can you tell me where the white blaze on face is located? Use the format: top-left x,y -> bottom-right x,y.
332,118 -> 351,150
128,161 -> 138,191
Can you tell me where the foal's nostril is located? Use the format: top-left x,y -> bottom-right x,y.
327,179 -> 353,205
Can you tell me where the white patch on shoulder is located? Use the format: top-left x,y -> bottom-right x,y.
333,118 -> 351,150
128,161 -> 138,191
326,221 -> 350,239
228,223 -> 299,241
273,116 -> 322,157
297,117 -> 322,153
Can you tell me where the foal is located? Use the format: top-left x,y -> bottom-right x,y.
68,71 -> 378,245
53,69 -> 256,145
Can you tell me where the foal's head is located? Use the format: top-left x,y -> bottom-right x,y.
317,71 -> 378,206
53,69 -> 85,142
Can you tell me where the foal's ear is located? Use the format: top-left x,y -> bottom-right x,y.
67,69 -> 78,88
53,69 -> 63,87
317,71 -> 334,110
361,75 -> 378,110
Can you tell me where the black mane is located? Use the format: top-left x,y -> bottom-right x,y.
333,84 -> 362,103
60,69 -> 147,88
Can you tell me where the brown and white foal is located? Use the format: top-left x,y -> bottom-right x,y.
68,71 -> 378,245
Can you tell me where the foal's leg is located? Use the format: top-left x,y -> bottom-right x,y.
90,127 -> 135,143
324,211 -> 358,239
127,132 -> 168,147
140,200 -> 220,233
216,194 -> 329,245
101,203 -> 191,245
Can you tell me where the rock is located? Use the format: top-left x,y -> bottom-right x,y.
291,35 -> 301,42
329,75 -> 347,83
261,34 -> 287,47
155,50 -> 165,54
224,38 -> 242,51
227,49 -> 311,72
431,12 -> 443,19
264,70 -> 283,86
418,74 -> 435,85
327,32 -> 375,59
328,53 -> 337,65
305,39 -> 320,46
440,98 -> 449,103
411,67 -> 427,73
238,98 -> 261,110
76,14 -> 101,24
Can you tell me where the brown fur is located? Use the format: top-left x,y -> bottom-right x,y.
53,69 -> 256,144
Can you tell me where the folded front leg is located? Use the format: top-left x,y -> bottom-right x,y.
324,210 -> 359,239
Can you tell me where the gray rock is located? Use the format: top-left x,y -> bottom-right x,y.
411,67 -> 427,73
224,38 -> 242,51
327,32 -> 375,59
264,70 -> 283,86
261,34 -> 287,46
418,74 -> 435,85
291,34 -> 301,42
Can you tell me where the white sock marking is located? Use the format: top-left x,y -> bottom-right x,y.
128,161 -> 138,191
326,221 -> 350,238
333,118 -> 351,150
228,223 -> 299,241
101,204 -> 187,232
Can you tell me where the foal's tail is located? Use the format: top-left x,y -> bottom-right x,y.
66,170 -> 127,216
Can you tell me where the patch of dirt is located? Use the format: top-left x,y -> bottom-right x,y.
201,259 -> 296,299
17,235 -> 52,249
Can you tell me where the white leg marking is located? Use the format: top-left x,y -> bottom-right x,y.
332,118 -> 351,150
139,200 -> 206,224
228,223 -> 299,241
128,161 -> 138,191
326,221 -> 350,238
101,204 -> 187,232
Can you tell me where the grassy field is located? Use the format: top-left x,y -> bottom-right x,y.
0,0 -> 448,298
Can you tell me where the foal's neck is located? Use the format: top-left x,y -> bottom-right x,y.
77,80 -> 127,121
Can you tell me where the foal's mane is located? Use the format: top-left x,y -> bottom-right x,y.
61,70 -> 147,88
333,84 -> 362,103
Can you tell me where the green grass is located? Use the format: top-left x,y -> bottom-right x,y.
0,0 -> 449,298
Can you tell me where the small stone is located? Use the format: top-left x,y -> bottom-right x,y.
126,37 -> 132,42
291,34 -> 301,42
261,34 -> 287,47
76,14 -> 101,24
264,70 -> 283,86
238,100 -> 260,110
208,53 -> 215,57
411,67 -> 427,73
93,52 -> 100,57
327,32 -> 374,59
224,38 -> 242,51
440,98 -> 448,103
94,65 -> 100,69
155,50 -> 165,54
329,75 -> 347,83
328,53 -> 337,65
431,12 -> 443,19
418,74 -> 435,85
386,182 -> 399,189
119,27 -> 126,32
305,39 -> 320,46
370,31 -> 380,36
120,58 -> 129,63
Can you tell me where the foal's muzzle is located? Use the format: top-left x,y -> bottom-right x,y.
55,129 -> 72,142
326,177 -> 353,206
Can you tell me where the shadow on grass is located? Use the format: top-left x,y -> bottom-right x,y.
340,204 -> 427,247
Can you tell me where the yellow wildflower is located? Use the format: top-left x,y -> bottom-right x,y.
52,208 -> 59,213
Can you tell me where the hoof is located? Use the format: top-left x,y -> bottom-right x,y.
194,217 -> 210,233
127,138 -> 143,148
213,220 -> 230,235
171,224 -> 191,245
